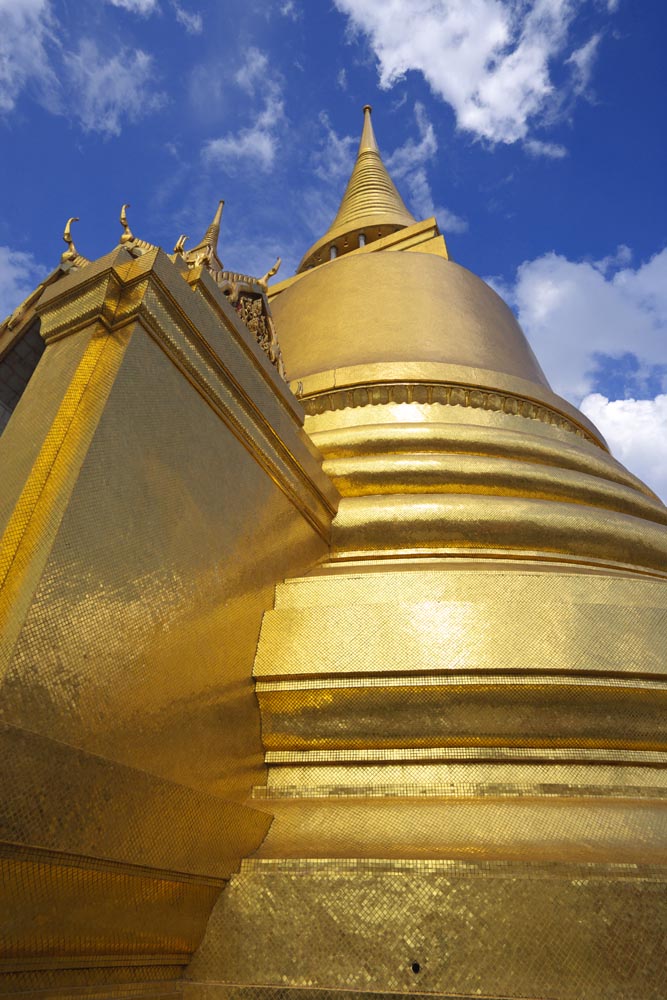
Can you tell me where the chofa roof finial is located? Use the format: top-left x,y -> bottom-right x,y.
119,204 -> 134,245
61,217 -> 80,263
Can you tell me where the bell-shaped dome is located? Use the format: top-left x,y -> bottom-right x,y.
268,105 -> 667,575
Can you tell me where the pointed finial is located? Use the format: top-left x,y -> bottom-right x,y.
359,104 -> 379,152
119,204 -> 134,244
61,217 -> 80,262
173,234 -> 189,255
201,199 -> 224,256
296,104 -> 416,271
258,256 -> 282,292
184,199 -> 225,269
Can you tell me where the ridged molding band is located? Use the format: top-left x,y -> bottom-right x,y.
300,380 -> 598,444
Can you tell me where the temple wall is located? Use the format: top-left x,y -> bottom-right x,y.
0,249 -> 337,997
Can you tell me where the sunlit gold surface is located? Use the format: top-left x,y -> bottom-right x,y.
185,858 -> 667,1000
275,252 -> 550,385
0,246 -> 336,996
186,112 -> 667,1000
2,105 -> 667,1000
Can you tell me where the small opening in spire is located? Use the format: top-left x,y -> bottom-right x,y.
359,233 -> 366,247
330,245 -> 337,260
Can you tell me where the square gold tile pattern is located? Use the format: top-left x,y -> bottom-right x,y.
0,250 -> 336,995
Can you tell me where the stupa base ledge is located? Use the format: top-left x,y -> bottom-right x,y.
182,855 -> 667,1000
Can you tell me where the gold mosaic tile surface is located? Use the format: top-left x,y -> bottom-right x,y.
3,238 -> 667,1000
185,858 -> 667,1000
0,251 -> 336,995
0,722 -> 269,877
1,849 -> 219,962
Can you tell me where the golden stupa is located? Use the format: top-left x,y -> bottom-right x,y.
1,106 -> 666,1000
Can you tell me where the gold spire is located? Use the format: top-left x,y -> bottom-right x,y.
200,199 -> 224,255
186,200 -> 224,267
297,105 -> 417,272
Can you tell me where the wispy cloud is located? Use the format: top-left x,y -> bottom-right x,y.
0,245 -> 48,322
387,103 -> 468,232
234,47 -> 271,94
524,138 -> 568,158
203,129 -> 278,172
64,40 -> 166,137
0,1 -> 168,135
279,0 -> 301,20
567,32 -> 602,94
593,243 -> 632,276
105,0 -> 204,32
172,3 -> 203,33
104,0 -> 159,14
203,48 -> 285,173
333,0 -> 616,145
0,0 -> 59,115
312,112 -> 356,183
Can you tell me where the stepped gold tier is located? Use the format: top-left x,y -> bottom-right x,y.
1,106 -> 666,1000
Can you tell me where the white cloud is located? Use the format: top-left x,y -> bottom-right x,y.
203,129 -> 278,172
173,3 -> 202,33
333,0 -> 613,144
0,1 -> 167,135
235,47 -> 270,94
313,112 -> 356,182
298,115 -> 356,240
203,48 -> 284,173
593,243 -> 632,275
387,103 -> 468,232
492,245 -> 667,502
0,0 -> 59,115
492,246 -> 667,403
524,138 -> 568,158
0,245 -> 48,322
567,32 -> 601,93
580,394 -> 667,502
105,0 -> 159,13
337,67 -> 348,90
105,0 -> 202,32
279,0 -> 301,19
63,40 -> 165,137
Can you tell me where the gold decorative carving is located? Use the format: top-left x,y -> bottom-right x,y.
236,292 -> 287,381
175,200 -> 287,380
302,381 -> 596,442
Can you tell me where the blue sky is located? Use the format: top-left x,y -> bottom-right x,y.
1,0 -> 666,497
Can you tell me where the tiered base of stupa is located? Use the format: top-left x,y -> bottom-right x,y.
184,558 -> 667,1000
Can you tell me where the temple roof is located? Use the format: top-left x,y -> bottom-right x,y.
297,105 -> 417,272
